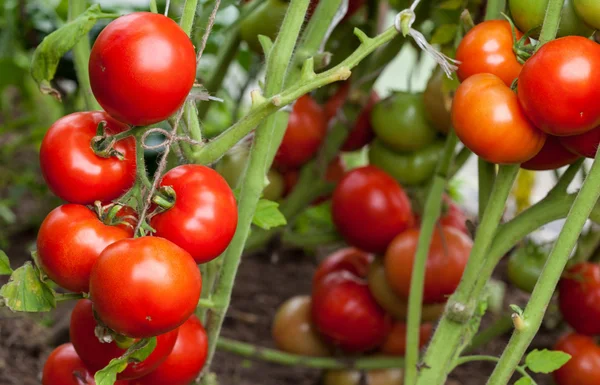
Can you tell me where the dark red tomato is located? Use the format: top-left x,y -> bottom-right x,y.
558,263 -> 600,335
452,73 -> 546,164
522,135 -> 581,170
324,82 -> 379,151
42,344 -> 95,385
89,237 -> 202,338
37,204 -> 132,293
274,95 -> 328,170
561,125 -> 600,158
332,166 -> 414,253
150,165 -> 238,264
385,226 -> 473,303
380,322 -> 433,356
40,111 -> 136,204
312,271 -> 392,352
518,36 -> 600,136
70,299 -> 178,380
89,12 -> 196,126
553,333 -> 600,385
456,20 -> 524,87
414,196 -> 468,235
131,315 -> 208,385
313,247 -> 374,290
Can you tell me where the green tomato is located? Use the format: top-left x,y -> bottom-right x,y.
239,0 -> 288,53
509,0 -> 594,38
507,240 -> 549,293
263,169 -> 285,201
574,0 -> 600,30
423,67 -> 458,135
368,139 -> 444,186
371,92 -> 437,152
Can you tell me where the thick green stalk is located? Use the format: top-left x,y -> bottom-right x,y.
69,0 -> 100,110
537,0 -> 566,47
180,0 -> 200,36
486,150 -> 600,385
404,131 -> 458,385
478,160 -> 496,218
452,356 -> 535,383
149,0 -> 158,13
449,147 -> 472,179
483,0 -> 506,20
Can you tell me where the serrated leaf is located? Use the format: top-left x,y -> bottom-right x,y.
0,262 -> 56,312
30,4 -> 118,99
525,349 -> 571,374
252,199 -> 286,230
515,377 -> 533,385
430,24 -> 459,45
95,337 -> 157,385
0,250 -> 12,275
94,357 -> 128,385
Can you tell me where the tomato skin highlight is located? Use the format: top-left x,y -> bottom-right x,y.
89,237 -> 202,338
151,165 -> 238,264
332,166 -> 414,253
37,204 -> 132,293
40,111 -> 136,205
561,125 -> 600,158
89,12 -> 196,126
517,36 -> 600,136
131,315 -> 208,385
456,20 -> 523,87
452,73 -> 546,164
521,135 -> 580,171
558,263 -> 600,335
553,333 -> 600,385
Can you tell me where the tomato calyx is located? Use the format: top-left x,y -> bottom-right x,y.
93,201 -> 137,231
93,313 -> 138,349
505,16 -> 535,64
91,121 -> 126,160
152,186 -> 177,211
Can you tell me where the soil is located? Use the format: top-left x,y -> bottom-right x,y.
0,233 -> 564,385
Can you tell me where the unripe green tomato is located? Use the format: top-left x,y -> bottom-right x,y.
423,68 -> 457,134
573,0 -> 600,30
323,369 -> 403,385
509,0 -> 594,38
239,0 -> 288,53
263,169 -> 285,201
368,139 -> 445,186
507,241 -> 548,293
371,92 -> 437,152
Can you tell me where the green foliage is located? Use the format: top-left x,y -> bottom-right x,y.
294,201 -> 337,235
514,377 -> 533,385
525,349 -> 571,374
252,199 -> 287,230
0,261 -> 56,312
0,249 -> 11,275
95,338 -> 157,385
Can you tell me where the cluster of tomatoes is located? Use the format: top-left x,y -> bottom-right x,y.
38,12 -> 240,385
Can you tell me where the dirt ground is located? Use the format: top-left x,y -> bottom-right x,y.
0,232 -> 563,385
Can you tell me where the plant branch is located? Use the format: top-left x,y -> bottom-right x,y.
537,0 -> 566,47
478,160 -> 496,218
149,0 -> 158,13
180,0 -> 200,36
484,0 -> 507,20
464,315 -> 513,353
452,356 -> 536,384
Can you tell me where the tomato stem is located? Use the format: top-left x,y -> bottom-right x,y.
451,356 -> 537,384
180,0 -> 199,37
149,0 -> 158,13
536,0 -> 566,49
483,0 -> 506,21
478,160 -> 496,219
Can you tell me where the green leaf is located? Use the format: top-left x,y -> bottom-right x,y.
430,24 -> 459,45
294,201 -> 336,234
30,4 -> 118,99
0,250 -> 12,275
95,337 -> 157,385
510,304 -> 524,316
439,0 -> 464,9
514,377 -> 533,385
525,349 -> 571,374
252,199 -> 287,230
0,262 -> 56,312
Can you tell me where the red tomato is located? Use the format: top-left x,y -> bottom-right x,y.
89,12 -> 196,126
89,237 -> 202,338
518,36 -> 600,136
274,95 -> 328,170
452,73 -> 546,164
522,135 -> 580,170
380,322 -> 433,356
561,125 -> 600,158
456,20 -> 523,87
37,204 -> 132,293
385,226 -> 473,303
150,165 -> 238,264
131,315 -> 208,385
42,344 -> 95,385
553,333 -> 600,385
40,111 -> 136,204
312,271 -> 392,352
313,247 -> 374,290
325,82 -> 379,151
558,263 -> 600,335
70,299 -> 178,380
414,196 -> 468,235
332,166 -> 414,253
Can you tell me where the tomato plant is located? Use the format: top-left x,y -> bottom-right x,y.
521,135 -> 580,171
414,196 -> 469,235
380,322 -> 433,356
507,241 -> 549,293
423,68 -> 454,134
561,125 -> 600,158
558,262 -> 600,335
239,0 -> 289,53
553,333 -> 600,385
573,0 -> 600,30
509,0 -> 593,38
42,343 -> 96,385
323,369 -> 404,385
313,247 -> 373,289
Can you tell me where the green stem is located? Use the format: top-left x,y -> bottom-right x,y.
537,0 -> 566,47
69,0 -> 100,110
452,356 -> 536,384
180,0 -> 200,36
149,0 -> 158,13
281,229 -> 342,249
483,0 -> 506,20
404,131 -> 458,385
55,292 -> 85,302
449,146 -> 472,179
465,315 -> 513,353
478,160 -> 496,219
198,258 -> 220,323
135,133 -> 153,190
486,150 -> 600,385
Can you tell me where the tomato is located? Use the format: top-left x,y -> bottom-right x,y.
452,73 -> 546,164
423,67 -> 455,134
131,315 -> 208,385
370,92 -> 437,152
507,241 -> 548,293
150,165 -> 238,264
367,258 -> 445,322
312,271 -> 392,352
455,20 -> 523,87
313,247 -> 373,290
323,369 -> 404,385
385,226 -> 473,304
509,0 -> 594,38
573,0 -> 600,30
70,299 -> 177,380
89,13 -> 196,126
40,111 -> 136,204
89,237 -> 202,338
332,166 -> 414,253
37,204 -> 131,293
272,296 -> 331,356
561,125 -> 600,158
521,135 -> 580,170
380,322 -> 433,356
42,344 -> 95,385
274,95 -> 328,170
553,333 -> 600,385
414,195 -> 469,236
558,263 -> 600,335
517,36 -> 600,136
369,139 -> 445,186
324,82 -> 379,151
239,0 -> 288,53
